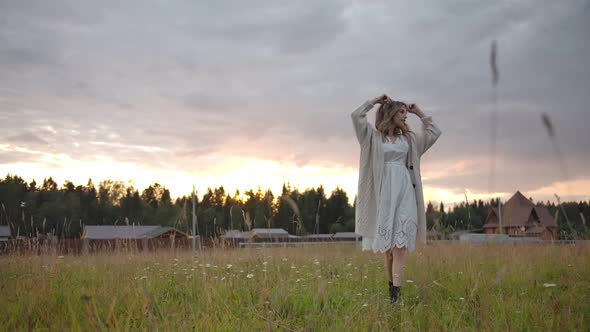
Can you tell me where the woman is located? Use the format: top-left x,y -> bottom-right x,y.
351,94 -> 441,304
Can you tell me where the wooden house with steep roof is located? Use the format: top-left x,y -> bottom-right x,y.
483,191 -> 557,240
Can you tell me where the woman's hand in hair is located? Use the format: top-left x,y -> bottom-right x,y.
370,94 -> 390,105
408,103 -> 426,118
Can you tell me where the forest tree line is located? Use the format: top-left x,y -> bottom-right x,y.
0,174 -> 588,239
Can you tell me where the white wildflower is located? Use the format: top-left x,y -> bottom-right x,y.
246,273 -> 254,279
406,279 -> 414,283
226,264 -> 233,269
362,303 -> 368,307
543,283 -> 556,288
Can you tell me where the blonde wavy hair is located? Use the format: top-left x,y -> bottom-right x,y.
375,100 -> 412,142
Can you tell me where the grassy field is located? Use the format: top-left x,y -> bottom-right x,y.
0,243 -> 588,331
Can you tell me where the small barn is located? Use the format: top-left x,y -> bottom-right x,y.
250,228 -> 290,242
81,225 -> 189,252
303,234 -> 334,242
82,225 -> 188,239
220,230 -> 251,247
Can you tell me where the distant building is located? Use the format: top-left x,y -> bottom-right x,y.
82,225 -> 188,240
220,230 -> 251,247
483,191 -> 557,240
303,234 -> 334,241
0,225 -> 11,242
458,233 -> 544,244
250,228 -> 290,242
449,230 -> 477,240
332,232 -> 361,241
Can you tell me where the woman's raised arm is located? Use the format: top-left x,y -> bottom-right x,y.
408,104 -> 442,155
351,94 -> 389,144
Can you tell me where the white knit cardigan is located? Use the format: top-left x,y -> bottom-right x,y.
351,100 -> 442,248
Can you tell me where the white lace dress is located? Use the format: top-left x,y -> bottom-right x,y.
365,135 -> 418,253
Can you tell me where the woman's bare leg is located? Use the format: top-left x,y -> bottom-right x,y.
384,249 -> 394,282
391,247 -> 407,286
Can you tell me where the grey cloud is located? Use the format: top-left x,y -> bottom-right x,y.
0,150 -> 40,164
0,0 -> 107,26
177,1 -> 350,55
0,0 -> 588,200
5,132 -> 48,145
183,91 -> 247,112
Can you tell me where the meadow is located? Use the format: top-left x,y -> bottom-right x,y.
0,243 -> 588,331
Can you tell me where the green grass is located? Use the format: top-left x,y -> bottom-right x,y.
0,243 -> 588,331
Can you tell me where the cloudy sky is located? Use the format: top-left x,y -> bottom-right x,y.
1,0 -> 589,204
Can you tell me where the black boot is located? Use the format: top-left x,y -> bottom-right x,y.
389,282 -> 400,304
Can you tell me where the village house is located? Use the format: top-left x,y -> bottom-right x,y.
82,225 -> 188,240
250,228 -> 291,242
81,225 -> 190,252
483,191 -> 558,240
332,232 -> 362,241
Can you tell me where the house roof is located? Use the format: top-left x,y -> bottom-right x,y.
83,225 -> 183,239
303,234 -> 334,239
0,225 -> 11,237
501,191 -> 534,226
221,230 -> 250,239
533,206 -> 557,227
250,228 -> 289,235
144,227 -> 187,238
250,228 -> 290,238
